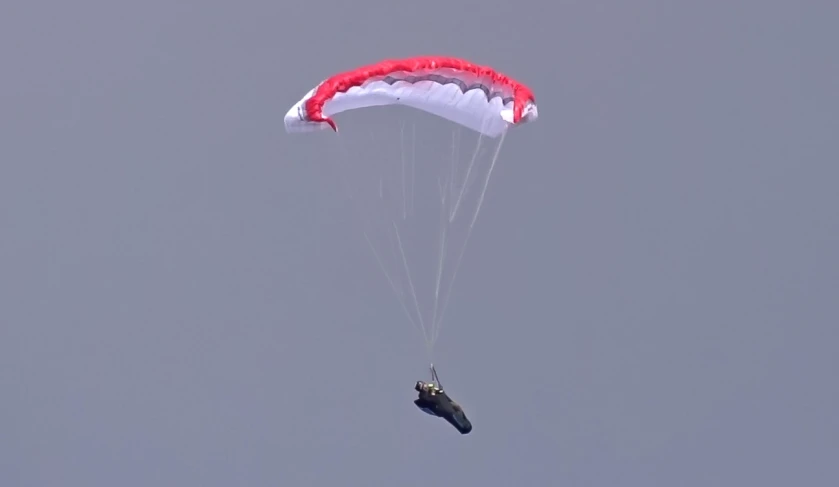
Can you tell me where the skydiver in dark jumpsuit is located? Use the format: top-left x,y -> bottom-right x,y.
413,368 -> 473,435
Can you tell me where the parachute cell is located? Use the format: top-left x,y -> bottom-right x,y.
284,56 -> 539,138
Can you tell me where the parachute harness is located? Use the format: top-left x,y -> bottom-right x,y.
430,364 -> 442,389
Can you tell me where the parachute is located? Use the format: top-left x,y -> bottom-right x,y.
285,56 -> 538,137
285,56 -> 539,362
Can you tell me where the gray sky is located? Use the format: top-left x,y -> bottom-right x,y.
2,1 -> 837,486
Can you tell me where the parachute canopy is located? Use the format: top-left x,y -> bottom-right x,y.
284,56 -> 539,138
284,56 -> 540,360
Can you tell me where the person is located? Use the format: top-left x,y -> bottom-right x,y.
413,380 -> 473,434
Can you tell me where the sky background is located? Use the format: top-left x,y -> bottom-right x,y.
2,1 -> 838,486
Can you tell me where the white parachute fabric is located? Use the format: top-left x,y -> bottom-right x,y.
284,69 -> 536,138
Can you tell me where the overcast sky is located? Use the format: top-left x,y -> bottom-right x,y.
2,1 -> 837,486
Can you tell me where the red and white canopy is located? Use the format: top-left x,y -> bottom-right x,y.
284,56 -> 539,138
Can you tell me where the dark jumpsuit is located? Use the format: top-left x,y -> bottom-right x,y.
414,384 -> 473,434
